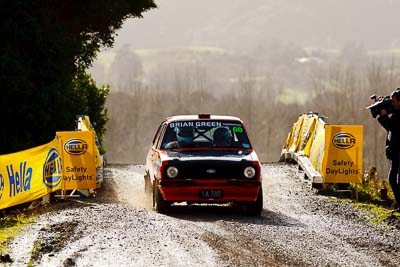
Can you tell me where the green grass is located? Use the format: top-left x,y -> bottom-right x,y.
368,49 -> 400,56
329,193 -> 400,226
304,47 -> 400,57
354,202 -> 400,225
328,198 -> 353,203
277,88 -> 309,104
327,183 -> 400,227
0,213 -> 36,253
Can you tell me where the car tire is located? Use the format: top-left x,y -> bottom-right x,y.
153,184 -> 169,213
245,186 -> 263,216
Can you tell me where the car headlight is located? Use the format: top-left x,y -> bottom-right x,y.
244,166 -> 256,179
166,166 -> 178,178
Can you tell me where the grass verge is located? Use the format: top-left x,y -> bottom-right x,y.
321,181 -> 400,228
0,212 -> 36,254
354,202 -> 400,225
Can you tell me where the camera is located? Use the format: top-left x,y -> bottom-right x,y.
366,94 -> 393,118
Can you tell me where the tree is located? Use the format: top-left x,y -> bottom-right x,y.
0,0 -> 156,154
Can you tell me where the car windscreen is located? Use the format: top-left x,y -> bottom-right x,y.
160,120 -> 252,149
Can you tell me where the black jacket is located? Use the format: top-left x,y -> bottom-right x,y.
378,110 -> 400,157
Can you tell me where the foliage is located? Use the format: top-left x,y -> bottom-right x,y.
328,169 -> 399,227
349,167 -> 394,206
0,0 -> 156,154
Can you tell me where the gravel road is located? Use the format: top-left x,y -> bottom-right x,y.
5,163 -> 400,266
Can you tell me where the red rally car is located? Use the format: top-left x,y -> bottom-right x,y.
144,114 -> 263,216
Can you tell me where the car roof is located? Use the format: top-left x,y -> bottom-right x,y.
163,114 -> 243,123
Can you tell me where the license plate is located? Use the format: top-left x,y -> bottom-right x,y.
199,190 -> 223,199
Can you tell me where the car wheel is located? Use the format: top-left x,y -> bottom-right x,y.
144,172 -> 152,193
245,186 -> 263,216
153,184 -> 168,213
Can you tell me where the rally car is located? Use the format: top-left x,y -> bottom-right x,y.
144,114 -> 263,215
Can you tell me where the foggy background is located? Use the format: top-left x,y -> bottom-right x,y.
90,0 -> 400,177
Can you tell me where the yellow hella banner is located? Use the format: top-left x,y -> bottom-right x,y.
57,131 -> 96,190
0,138 -> 62,209
322,125 -> 363,183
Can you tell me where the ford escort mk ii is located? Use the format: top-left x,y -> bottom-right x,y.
145,114 -> 263,215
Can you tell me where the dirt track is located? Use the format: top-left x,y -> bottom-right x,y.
6,163 -> 400,266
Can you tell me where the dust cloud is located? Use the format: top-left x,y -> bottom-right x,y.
107,165 -> 153,209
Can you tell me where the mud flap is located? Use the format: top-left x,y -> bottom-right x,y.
144,172 -> 153,193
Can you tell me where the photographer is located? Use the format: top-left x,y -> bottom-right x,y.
377,89 -> 400,211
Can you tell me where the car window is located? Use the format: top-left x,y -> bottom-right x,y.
155,124 -> 167,149
152,124 -> 162,145
161,120 -> 252,149
152,123 -> 166,148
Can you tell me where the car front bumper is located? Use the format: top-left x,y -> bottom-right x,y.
158,179 -> 261,202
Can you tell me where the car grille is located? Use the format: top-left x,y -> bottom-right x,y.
166,160 -> 255,179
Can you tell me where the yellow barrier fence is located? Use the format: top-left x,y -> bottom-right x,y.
281,112 -> 363,185
309,118 -> 326,174
0,116 -> 100,210
0,138 -> 62,209
77,115 -> 102,168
